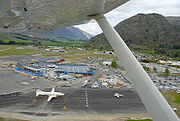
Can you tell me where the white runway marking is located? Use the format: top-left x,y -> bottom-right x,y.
85,90 -> 89,108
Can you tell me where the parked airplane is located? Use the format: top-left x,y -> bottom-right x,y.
36,88 -> 64,102
114,92 -> 124,98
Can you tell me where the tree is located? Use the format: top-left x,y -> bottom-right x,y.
111,60 -> 117,68
143,65 -> 150,72
165,67 -> 170,75
8,41 -> 16,45
174,52 -> 179,58
153,67 -> 157,73
141,59 -> 151,63
100,46 -> 104,50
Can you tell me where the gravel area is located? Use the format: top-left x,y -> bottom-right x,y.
0,111 -> 151,121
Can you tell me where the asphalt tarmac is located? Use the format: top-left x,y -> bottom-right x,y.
0,68 -> 57,95
0,87 -> 146,116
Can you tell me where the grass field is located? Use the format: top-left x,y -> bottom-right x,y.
162,90 -> 180,117
0,45 -> 117,62
0,46 -> 43,56
0,117 -> 28,121
0,45 -> 18,50
127,119 -> 152,121
59,53 -> 116,61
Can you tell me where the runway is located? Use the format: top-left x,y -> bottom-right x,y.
0,88 -> 146,116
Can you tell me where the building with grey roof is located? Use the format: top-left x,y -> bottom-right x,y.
16,58 -> 94,77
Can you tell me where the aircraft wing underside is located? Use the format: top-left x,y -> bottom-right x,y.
0,0 -> 129,33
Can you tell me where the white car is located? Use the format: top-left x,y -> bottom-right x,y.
114,92 -> 124,98
173,108 -> 178,111
91,84 -> 100,88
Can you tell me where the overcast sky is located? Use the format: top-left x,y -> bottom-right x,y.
75,0 -> 180,36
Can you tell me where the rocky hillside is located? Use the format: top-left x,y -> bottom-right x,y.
24,26 -> 92,40
89,13 -> 180,57
166,16 -> 180,26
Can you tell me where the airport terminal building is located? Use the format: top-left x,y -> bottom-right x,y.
15,57 -> 94,77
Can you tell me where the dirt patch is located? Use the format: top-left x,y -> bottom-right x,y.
0,111 -> 151,121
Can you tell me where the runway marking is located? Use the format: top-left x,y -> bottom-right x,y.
14,70 -> 37,78
56,96 -> 67,108
62,106 -> 67,110
84,90 -> 89,108
0,96 -> 67,109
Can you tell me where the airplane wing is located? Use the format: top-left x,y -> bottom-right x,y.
47,95 -> 56,102
51,88 -> 55,92
0,0 -> 129,32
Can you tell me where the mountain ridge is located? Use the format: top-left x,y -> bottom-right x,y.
166,16 -> 180,26
88,13 -> 180,58
23,26 -> 92,40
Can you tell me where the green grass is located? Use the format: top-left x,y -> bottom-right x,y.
66,50 -> 89,54
0,47 -> 42,56
127,119 -> 152,121
0,117 -> 28,121
0,45 -> 18,50
157,74 -> 180,77
162,90 -> 180,104
170,91 -> 180,104
88,53 -> 116,59
130,45 -> 155,55
162,90 -> 180,117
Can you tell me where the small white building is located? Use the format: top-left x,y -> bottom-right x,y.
167,61 -> 180,66
102,82 -> 108,87
159,60 -> 166,64
102,61 -> 112,66
45,49 -> 50,52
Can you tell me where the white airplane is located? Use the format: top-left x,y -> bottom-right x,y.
114,92 -> 124,98
0,0 -> 179,120
36,88 -> 64,102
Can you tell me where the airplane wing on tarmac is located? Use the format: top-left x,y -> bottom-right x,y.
47,95 -> 56,102
0,0 -> 179,121
51,87 -> 55,93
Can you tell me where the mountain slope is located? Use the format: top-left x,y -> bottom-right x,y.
24,26 -> 92,40
89,13 -> 180,57
166,16 -> 180,26
0,32 -> 87,47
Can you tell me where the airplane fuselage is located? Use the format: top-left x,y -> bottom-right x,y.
38,92 -> 64,96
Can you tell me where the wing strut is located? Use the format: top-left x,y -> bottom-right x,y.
93,14 -> 179,121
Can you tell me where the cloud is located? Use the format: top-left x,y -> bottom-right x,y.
75,20 -> 102,35
75,0 -> 180,36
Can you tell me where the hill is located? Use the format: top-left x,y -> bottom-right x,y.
89,13 -> 180,58
0,26 -> 92,47
166,16 -> 180,26
23,26 -> 92,40
0,32 -> 87,47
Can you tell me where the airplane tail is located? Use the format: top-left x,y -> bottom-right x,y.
36,88 -> 43,96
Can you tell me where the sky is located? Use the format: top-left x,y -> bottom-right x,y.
75,0 -> 180,36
